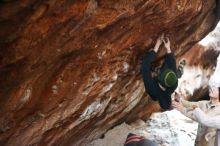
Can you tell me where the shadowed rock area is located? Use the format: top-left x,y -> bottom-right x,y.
0,0 -> 219,146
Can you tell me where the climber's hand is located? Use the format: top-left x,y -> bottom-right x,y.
163,37 -> 171,53
154,34 -> 164,52
174,92 -> 180,102
172,100 -> 185,112
157,34 -> 164,45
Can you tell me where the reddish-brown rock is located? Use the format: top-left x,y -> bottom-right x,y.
0,0 -> 219,146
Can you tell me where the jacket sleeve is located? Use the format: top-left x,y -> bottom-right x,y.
193,108 -> 220,129
180,98 -> 199,108
181,108 -> 196,120
158,94 -> 171,110
140,50 -> 157,95
180,99 -> 208,109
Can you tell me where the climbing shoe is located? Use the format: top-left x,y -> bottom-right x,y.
177,59 -> 186,78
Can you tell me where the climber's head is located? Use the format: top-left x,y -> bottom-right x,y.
158,69 -> 177,88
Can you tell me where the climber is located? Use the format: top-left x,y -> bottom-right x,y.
140,34 -> 184,110
172,54 -> 220,146
124,133 -> 158,146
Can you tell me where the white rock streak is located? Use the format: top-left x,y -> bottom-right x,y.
176,66 -> 211,97
199,21 -> 220,49
88,110 -> 198,146
123,62 -> 129,73
20,88 -> 32,105
209,53 -> 220,87
80,98 -> 111,120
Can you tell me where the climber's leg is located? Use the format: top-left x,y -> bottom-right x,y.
176,59 -> 186,78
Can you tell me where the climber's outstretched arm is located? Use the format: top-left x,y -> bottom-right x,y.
140,51 -> 158,100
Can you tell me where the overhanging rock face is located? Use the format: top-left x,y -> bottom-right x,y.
0,1 -> 219,146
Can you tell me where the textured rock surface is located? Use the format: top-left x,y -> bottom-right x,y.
0,0 -> 219,146
89,111 -> 198,146
176,23 -> 220,100
176,44 -> 218,100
